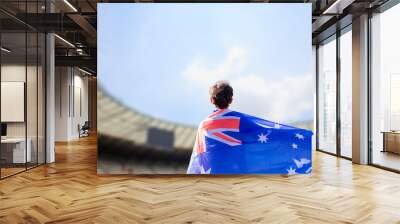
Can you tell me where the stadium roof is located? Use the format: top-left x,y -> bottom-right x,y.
98,89 -> 197,150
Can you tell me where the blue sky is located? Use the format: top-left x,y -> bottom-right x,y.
98,4 -> 312,126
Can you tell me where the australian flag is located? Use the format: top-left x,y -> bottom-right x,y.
187,109 -> 313,175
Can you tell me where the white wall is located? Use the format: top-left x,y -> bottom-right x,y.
1,65 -> 26,139
72,73 -> 89,138
1,65 -> 38,138
1,63 -> 47,164
55,67 -> 89,141
55,66 -> 69,141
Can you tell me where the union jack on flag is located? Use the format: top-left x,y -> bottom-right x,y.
187,109 -> 313,174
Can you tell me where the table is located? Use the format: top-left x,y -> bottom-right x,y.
1,138 -> 31,163
381,131 -> 400,154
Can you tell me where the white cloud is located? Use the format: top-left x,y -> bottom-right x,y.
230,73 -> 313,122
182,47 -> 313,122
183,47 -> 248,84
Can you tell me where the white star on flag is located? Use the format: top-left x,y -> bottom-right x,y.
200,166 -> 211,174
293,158 -> 311,168
258,133 -> 268,143
292,143 -> 298,149
295,133 -> 304,140
287,167 -> 297,175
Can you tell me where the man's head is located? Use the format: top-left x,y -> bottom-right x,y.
209,81 -> 233,109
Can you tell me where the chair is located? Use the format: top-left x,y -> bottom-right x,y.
79,121 -> 90,138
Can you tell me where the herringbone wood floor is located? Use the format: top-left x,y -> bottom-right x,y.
1,135 -> 400,224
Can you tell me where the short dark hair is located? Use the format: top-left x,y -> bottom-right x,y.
209,81 -> 233,109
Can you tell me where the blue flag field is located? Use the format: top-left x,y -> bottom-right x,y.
187,109 -> 313,174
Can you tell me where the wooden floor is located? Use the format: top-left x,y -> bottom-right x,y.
372,150 -> 400,171
1,167 -> 26,178
1,136 -> 400,223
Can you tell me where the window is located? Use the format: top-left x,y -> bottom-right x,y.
0,2 -> 46,179
339,28 -> 352,158
318,36 -> 337,154
371,3 -> 400,171
0,31 -> 28,178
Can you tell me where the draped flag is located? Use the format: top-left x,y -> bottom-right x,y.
187,109 -> 313,174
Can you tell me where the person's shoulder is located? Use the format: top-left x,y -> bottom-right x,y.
222,110 -> 246,118
226,110 -> 240,116
203,109 -> 241,120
